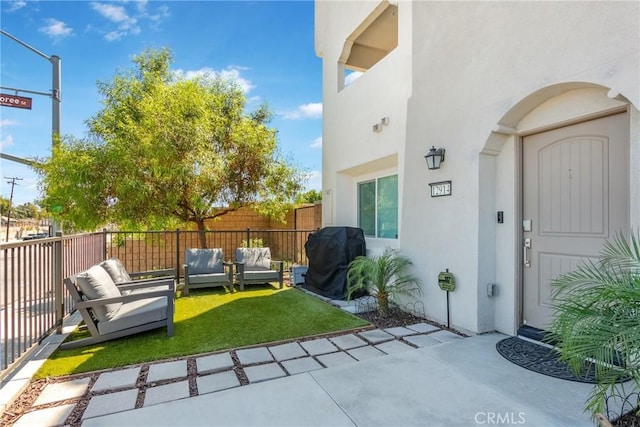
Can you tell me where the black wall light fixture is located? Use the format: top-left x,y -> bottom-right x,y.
425,146 -> 445,170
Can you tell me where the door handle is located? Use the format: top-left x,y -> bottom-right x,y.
524,238 -> 531,268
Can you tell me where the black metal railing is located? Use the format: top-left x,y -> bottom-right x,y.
106,229 -> 315,281
1,228 -> 314,376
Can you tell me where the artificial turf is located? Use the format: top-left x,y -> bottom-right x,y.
36,285 -> 369,378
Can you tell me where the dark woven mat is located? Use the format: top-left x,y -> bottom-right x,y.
496,336 -> 623,384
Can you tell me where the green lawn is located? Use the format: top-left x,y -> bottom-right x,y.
36,285 -> 369,378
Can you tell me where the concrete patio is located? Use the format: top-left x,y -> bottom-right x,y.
11,332 -> 595,426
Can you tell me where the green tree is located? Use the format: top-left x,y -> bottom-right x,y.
37,48 -> 305,245
295,189 -> 322,204
0,197 -> 11,218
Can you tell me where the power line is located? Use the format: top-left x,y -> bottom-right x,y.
4,176 -> 23,242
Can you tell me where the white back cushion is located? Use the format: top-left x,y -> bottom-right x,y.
76,265 -> 122,322
100,258 -> 132,284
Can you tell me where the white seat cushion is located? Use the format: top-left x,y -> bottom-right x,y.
97,297 -> 167,335
188,273 -> 230,285
241,270 -> 279,282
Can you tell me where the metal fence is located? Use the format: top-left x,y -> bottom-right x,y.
1,232 -> 104,376
106,229 -> 315,281
1,228 -> 314,376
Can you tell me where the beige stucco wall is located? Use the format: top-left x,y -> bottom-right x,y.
316,0 -> 640,335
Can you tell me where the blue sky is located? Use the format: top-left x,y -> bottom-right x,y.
0,0 -> 322,206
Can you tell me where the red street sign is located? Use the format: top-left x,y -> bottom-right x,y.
0,93 -> 32,109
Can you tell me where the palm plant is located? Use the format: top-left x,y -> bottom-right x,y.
346,247 -> 422,317
548,231 -> 640,416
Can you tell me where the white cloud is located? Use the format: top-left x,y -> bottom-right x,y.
174,66 -> 255,93
1,134 -> 15,149
39,19 -> 73,40
345,71 -> 363,86
310,136 -> 322,149
5,0 -> 26,13
91,3 -> 132,24
283,102 -> 322,120
0,119 -> 18,127
90,1 -> 168,41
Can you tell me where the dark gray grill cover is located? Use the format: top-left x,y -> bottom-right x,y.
302,227 -> 366,300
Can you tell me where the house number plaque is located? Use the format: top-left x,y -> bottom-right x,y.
429,181 -> 452,197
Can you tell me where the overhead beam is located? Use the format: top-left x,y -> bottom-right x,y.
0,152 -> 39,166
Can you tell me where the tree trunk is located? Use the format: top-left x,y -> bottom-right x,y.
377,292 -> 389,317
196,220 -> 208,249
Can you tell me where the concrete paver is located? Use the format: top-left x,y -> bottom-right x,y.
281,357 -> 323,375
82,373 -> 355,427
268,342 -> 307,361
406,322 -> 439,333
403,334 -> 441,348
80,334 -> 594,427
316,352 -> 357,368
383,326 -> 416,337
357,329 -> 395,344
146,360 -> 187,383
92,367 -> 140,392
300,338 -> 338,355
196,371 -> 240,395
244,363 -> 287,383
429,329 -> 464,343
12,403 -> 75,427
144,380 -> 190,406
83,389 -> 138,419
236,347 -> 274,365
329,334 -> 368,350
347,345 -> 386,361
196,352 -> 234,373
375,340 -> 416,355
34,377 -> 91,406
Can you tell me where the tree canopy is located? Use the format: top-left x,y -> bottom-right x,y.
37,48 -> 305,236
296,189 -> 322,204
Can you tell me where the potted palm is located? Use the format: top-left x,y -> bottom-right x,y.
548,231 -> 640,422
346,247 -> 422,317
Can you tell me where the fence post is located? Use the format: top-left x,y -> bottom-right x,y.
246,228 -> 251,247
102,228 -> 107,260
175,229 -> 180,282
54,231 -> 64,333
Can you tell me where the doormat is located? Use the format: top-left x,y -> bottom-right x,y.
496,337 -> 629,384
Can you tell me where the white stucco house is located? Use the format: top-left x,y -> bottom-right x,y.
315,0 -> 639,336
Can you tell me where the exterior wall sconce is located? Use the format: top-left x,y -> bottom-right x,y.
425,146 -> 445,170
372,117 -> 390,133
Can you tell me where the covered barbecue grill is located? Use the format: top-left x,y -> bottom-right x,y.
302,226 -> 366,300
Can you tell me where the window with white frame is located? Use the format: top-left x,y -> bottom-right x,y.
358,174 -> 398,239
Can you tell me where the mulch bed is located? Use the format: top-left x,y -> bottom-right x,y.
354,306 -> 442,330
614,412 -> 640,427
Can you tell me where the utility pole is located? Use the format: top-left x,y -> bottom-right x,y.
4,176 -> 23,242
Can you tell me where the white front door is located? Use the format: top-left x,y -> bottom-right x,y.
522,112 -> 629,330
